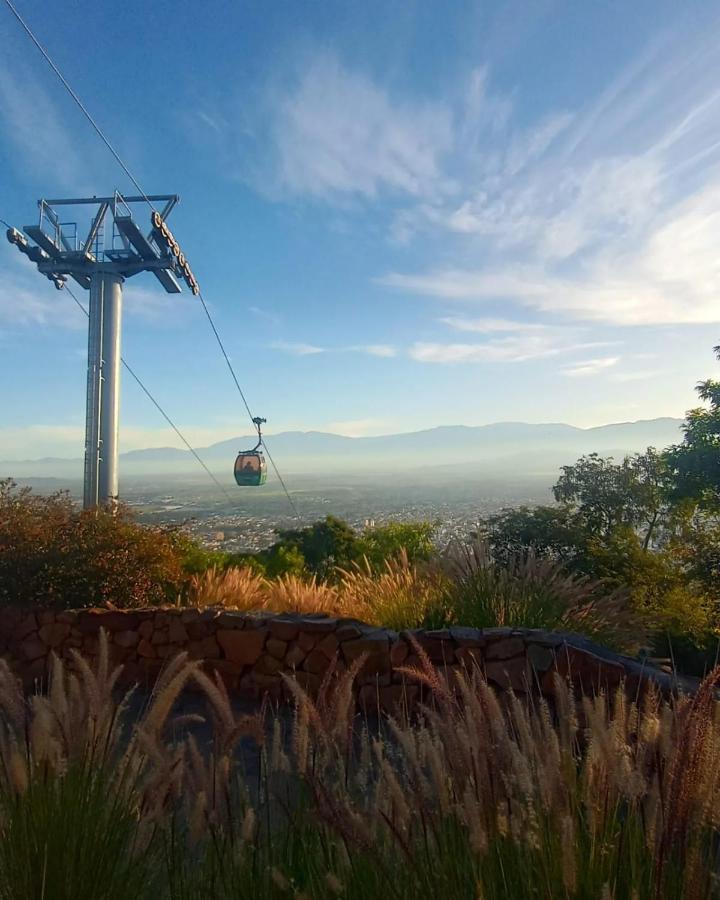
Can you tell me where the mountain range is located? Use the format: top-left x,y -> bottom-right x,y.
1,418 -> 685,480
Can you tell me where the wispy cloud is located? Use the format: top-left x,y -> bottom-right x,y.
249,305 -> 282,326
264,53 -> 455,200
0,60 -> 93,191
352,344 -> 396,357
375,23 -> 720,328
271,340 -> 396,358
0,244 -> 84,330
440,316 -> 548,334
271,340 -> 325,356
561,357 -> 619,378
409,333 -> 593,364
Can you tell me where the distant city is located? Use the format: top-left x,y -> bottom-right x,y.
2,417 -> 686,553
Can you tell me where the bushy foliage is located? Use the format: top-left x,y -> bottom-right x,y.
256,515 -> 436,579
0,479 -> 187,609
436,540 -> 638,649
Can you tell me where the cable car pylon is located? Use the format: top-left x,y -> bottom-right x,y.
7,193 -> 196,510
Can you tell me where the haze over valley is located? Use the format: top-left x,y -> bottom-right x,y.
2,416 -> 685,553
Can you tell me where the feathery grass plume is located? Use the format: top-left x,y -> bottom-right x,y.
338,551 -> 446,630
265,572 -> 341,614
0,639 -> 717,899
438,538 -> 641,650
0,641 -> 198,900
187,565 -> 266,609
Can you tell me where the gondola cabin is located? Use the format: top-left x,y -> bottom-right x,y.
234,416 -> 268,486
234,450 -> 267,486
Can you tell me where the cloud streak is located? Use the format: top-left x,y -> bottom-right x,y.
560,357 -> 619,378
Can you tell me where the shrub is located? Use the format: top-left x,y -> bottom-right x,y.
435,539 -> 640,650
0,479 -> 186,609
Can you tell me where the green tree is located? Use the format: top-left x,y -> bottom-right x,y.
666,345 -> 720,509
482,505 -> 591,570
357,521 -> 436,571
553,449 -> 674,548
267,515 -> 360,579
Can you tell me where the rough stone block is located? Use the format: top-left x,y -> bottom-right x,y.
187,635 -> 221,660
287,671 -> 321,696
250,671 -> 282,695
455,646 -> 484,669
484,657 -> 530,692
168,619 -> 188,643
486,638 -> 525,660
186,621 -> 209,640
38,623 -> 71,648
527,644 -> 555,673
137,638 -> 156,659
180,608 -> 201,623
114,630 -> 140,649
304,649 -> 330,674
357,671 -> 392,687
151,629 -> 169,645
315,632 -> 339,659
285,644 -> 306,668
13,614 -> 38,642
217,628 -> 267,665
390,640 -> 409,666
266,638 -> 287,659
254,654 -> 283,675
342,633 -> 389,661
297,617 -> 337,633
20,636 -> 47,662
335,623 -> 365,641
297,632 -> 317,652
214,659 -> 244,676
217,612 -> 246,629
269,619 -> 300,641
449,626 -> 485,647
20,658 -> 47,688
555,646 -> 626,691
138,620 -> 154,639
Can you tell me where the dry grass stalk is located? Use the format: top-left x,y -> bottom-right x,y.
0,637 -> 718,899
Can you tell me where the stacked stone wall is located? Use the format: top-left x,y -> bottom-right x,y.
0,607 -> 689,710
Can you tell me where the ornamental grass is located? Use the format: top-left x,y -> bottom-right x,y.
1,632 -> 717,899
186,545 -> 636,648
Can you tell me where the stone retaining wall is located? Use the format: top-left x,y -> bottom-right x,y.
0,607 -> 689,710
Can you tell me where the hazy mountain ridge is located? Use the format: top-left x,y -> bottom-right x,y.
1,418 -> 685,479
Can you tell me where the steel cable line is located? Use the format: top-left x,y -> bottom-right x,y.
197,290 -> 300,518
4,0 -> 300,518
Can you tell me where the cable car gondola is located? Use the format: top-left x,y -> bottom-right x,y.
234,416 -> 267,486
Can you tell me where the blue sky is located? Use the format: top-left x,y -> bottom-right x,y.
1,0 -> 720,458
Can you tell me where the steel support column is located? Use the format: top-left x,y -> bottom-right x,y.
98,274 -> 123,506
83,272 -> 123,509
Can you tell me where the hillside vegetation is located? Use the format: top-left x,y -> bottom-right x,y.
2,350 -> 720,674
